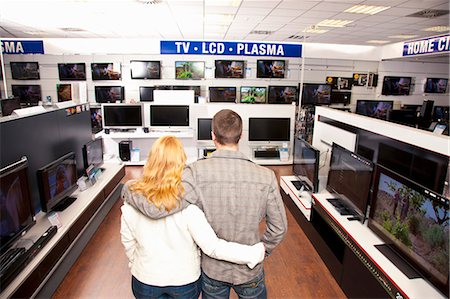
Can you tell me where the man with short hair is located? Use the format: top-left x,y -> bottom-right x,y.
126,109 -> 287,298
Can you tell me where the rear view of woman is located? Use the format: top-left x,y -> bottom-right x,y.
121,136 -> 264,299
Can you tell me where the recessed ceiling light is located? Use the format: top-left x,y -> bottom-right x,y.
306,28 -> 329,34
388,35 -> 418,39
60,27 -> 86,32
366,40 -> 390,44
344,5 -> 390,15
249,30 -> 273,35
23,31 -> 48,35
316,19 -> 353,28
422,26 -> 450,32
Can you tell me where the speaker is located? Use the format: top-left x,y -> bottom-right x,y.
119,141 -> 132,161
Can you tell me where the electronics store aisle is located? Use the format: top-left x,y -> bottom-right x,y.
52,166 -> 345,299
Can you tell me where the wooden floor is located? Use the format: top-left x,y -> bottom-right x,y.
53,166 -> 346,299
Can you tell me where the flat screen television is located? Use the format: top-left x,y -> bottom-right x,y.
94,86 -> 124,103
248,118 -> 290,141
356,100 -> 393,120
57,84 -> 72,102
215,60 -> 245,78
209,87 -> 236,103
10,62 -> 40,80
82,138 -> 104,170
382,76 -> 412,96
433,106 -> 449,121
175,61 -> 204,80
197,118 -> 212,141
301,83 -> 331,105
91,63 -> 121,80
424,78 -> 448,94
240,87 -> 267,104
139,86 -> 155,102
102,104 -> 143,129
368,165 -> 449,296
330,91 -> 351,104
150,105 -> 189,127
90,107 -> 102,134
57,63 -> 86,81
256,60 -> 285,78
268,86 -> 297,104
292,137 -> 320,193
11,85 -> 41,107
0,157 -> 35,255
1,97 -> 22,116
386,109 -> 417,127
326,143 -> 374,221
130,60 -> 161,79
37,152 -> 78,212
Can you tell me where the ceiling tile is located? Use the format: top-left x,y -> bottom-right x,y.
269,8 -> 306,17
376,7 -> 423,17
299,10 -> 338,18
312,2 -> 356,12
205,6 -> 240,14
331,12 -> 370,21
389,17 -> 426,24
240,0 -> 282,8
237,7 -> 274,15
361,15 -> 399,23
263,15 -> 297,23
277,1 -> 320,10
396,0 -> 448,9
431,3 -> 450,9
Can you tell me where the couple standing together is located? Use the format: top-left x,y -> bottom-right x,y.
121,109 -> 288,298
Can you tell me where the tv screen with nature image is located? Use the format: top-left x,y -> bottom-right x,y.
240,87 -> 266,104
369,165 -> 449,293
215,60 -> 245,78
175,61 -> 205,80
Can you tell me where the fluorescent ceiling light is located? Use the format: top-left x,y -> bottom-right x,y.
306,28 -> 329,34
422,26 -> 450,32
389,34 -> 418,39
23,31 -> 48,35
344,5 -> 390,15
316,19 -> 353,28
366,40 -> 390,44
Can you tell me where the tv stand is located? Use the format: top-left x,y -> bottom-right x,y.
52,196 -> 77,212
327,198 -> 357,217
375,244 -> 422,279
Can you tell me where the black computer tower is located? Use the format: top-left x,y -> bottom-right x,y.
119,141 -> 132,161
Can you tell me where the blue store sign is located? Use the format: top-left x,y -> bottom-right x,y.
403,34 -> 449,56
1,40 -> 45,54
161,41 -> 302,57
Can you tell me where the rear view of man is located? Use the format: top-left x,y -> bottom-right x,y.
126,109 -> 287,298
184,109 -> 287,298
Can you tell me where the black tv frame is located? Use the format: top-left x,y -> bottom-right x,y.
292,136 -> 320,193
130,60 -> 161,79
57,63 -> 87,81
10,62 -> 40,80
248,118 -> 291,142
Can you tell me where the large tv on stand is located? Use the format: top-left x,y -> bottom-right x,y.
368,165 -> 449,296
0,157 -> 35,255
292,137 -> 320,193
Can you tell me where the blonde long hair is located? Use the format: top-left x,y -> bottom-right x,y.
130,136 -> 186,212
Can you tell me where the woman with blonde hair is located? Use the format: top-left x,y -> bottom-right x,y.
121,136 -> 264,299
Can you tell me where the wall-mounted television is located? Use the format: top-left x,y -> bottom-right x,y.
326,76 -> 353,90
209,87 -> 236,103
268,86 -> 297,104
150,105 -> 189,127
90,107 -> 102,134
240,87 -> 266,104
326,143 -> 374,221
424,78 -> 448,94
130,60 -> 161,79
248,118 -> 290,141
1,97 -> 22,116
82,138 -> 104,170
433,106 -> 449,121
139,86 -> 155,102
175,61 -> 204,80
355,100 -> 393,120
37,152 -> 78,212
215,60 -> 245,78
10,62 -> 40,80
330,91 -> 351,104
301,83 -> 331,105
58,63 -> 86,81
57,84 -> 72,102
94,86 -> 124,103
197,118 -> 212,141
0,157 -> 35,254
91,63 -> 121,80
11,85 -> 41,107
256,60 -> 285,78
102,104 -> 143,129
382,76 -> 412,95
368,165 -> 449,296
386,109 -> 417,127
292,137 -> 320,193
